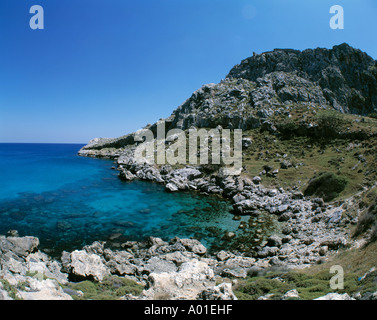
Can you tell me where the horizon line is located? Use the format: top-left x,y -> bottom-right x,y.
0,142 -> 86,145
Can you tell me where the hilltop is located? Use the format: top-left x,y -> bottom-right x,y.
80,43 -> 377,152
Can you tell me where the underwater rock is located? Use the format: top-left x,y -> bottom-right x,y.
56,221 -> 73,232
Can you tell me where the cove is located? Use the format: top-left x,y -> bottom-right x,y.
0,143 -> 260,256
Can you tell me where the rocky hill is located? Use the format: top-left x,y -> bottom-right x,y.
79,43 -> 377,153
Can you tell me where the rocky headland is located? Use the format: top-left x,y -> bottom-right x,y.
2,43 -> 377,300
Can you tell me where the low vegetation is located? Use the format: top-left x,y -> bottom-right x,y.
0,279 -> 22,300
241,107 -> 377,202
233,267 -> 376,300
304,172 -> 348,202
65,276 -> 144,300
353,189 -> 377,243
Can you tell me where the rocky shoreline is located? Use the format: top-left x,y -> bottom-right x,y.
0,150 -> 366,300
0,139 -> 362,300
79,146 -> 352,268
0,231 -> 357,300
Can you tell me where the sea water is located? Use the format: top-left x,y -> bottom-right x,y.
0,143 -> 257,255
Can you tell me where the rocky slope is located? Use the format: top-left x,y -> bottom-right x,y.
78,43 -> 377,153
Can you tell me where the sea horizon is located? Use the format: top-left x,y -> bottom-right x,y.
0,142 -> 87,145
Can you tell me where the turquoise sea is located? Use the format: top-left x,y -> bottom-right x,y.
0,143 -> 254,255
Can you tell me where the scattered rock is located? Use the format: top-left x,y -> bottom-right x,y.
252,176 -> 262,184
165,183 -> 179,192
224,232 -> 236,240
267,235 -> 283,248
221,268 -> 247,279
282,289 -> 300,300
257,246 -> 279,258
318,246 -> 328,256
199,283 -> 238,300
216,251 -> 232,261
314,293 -> 355,300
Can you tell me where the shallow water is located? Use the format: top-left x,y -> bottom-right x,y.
0,143 -> 267,255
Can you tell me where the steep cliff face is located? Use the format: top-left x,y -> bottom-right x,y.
226,43 -> 377,115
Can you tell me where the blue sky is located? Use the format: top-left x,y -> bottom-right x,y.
0,0 -> 376,143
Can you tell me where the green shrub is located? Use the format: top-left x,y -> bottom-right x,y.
368,113 -> 377,119
354,198 -> 377,241
315,111 -> 348,138
0,280 -> 22,300
69,276 -> 144,300
234,270 -> 361,300
276,119 -> 300,137
234,277 -> 291,300
304,172 -> 348,202
354,211 -> 376,237
72,281 -> 97,296
276,111 -> 348,139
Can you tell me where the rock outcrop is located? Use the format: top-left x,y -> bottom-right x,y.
227,43 -> 377,115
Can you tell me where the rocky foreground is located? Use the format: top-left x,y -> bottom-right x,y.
0,204 -> 356,301
2,231 -> 375,300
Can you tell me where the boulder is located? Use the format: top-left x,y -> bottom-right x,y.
141,259 -> 215,300
282,289 -> 300,300
252,176 -> 262,185
257,246 -> 279,258
267,235 -> 283,248
233,199 -> 259,215
166,183 -> 179,192
216,251 -> 232,262
103,249 -> 139,276
171,168 -> 202,180
26,251 -> 69,285
314,293 -> 355,300
119,169 -> 136,181
320,237 -> 347,250
66,250 -> 109,282
221,268 -> 247,279
199,283 -> 238,300
174,238 -> 207,255
223,256 -> 255,269
242,138 -> 253,148
0,236 -> 39,258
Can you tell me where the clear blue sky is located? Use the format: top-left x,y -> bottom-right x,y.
0,0 -> 376,143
